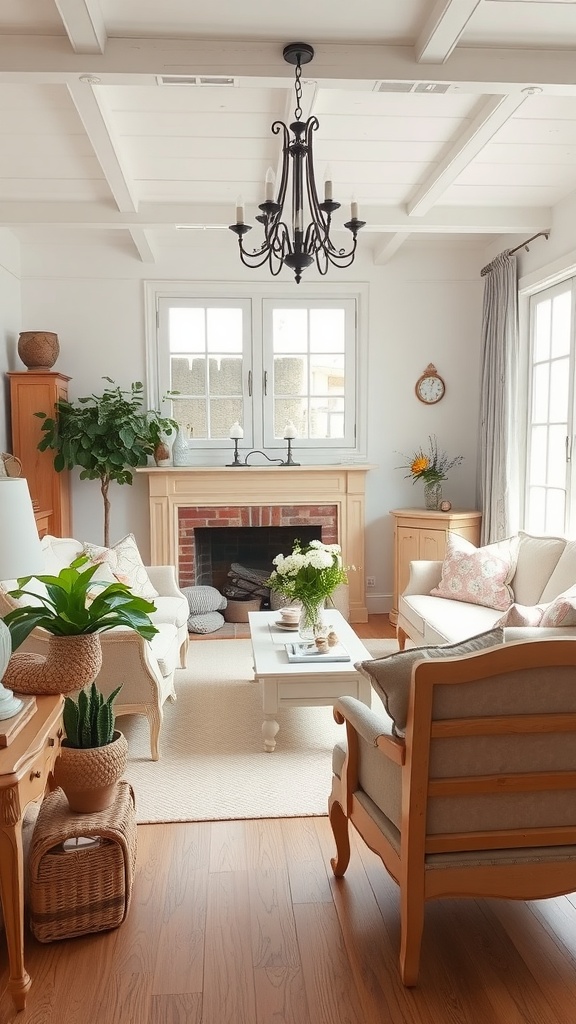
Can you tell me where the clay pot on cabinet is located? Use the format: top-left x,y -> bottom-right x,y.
17,332 -> 60,371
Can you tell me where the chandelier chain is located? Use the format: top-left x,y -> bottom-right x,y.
294,58 -> 303,120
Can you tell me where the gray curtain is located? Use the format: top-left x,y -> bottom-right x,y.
477,252 -> 519,544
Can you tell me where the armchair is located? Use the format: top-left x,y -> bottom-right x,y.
329,639 -> 576,985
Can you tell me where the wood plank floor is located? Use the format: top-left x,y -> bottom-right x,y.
2,616 -> 576,1023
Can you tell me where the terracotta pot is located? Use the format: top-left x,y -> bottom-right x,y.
154,440 -> 171,466
3,634 -> 103,695
54,731 -> 128,813
17,331 -> 60,371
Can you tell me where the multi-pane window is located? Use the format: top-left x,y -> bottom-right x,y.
525,280 -> 575,534
154,292 -> 358,455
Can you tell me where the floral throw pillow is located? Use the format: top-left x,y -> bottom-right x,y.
431,533 -> 519,611
540,592 -> 576,627
83,533 -> 159,601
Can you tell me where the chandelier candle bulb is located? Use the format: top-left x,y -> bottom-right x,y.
265,168 -> 275,202
351,199 -> 359,220
230,421 -> 243,439
235,196 -> 244,225
324,170 -> 333,202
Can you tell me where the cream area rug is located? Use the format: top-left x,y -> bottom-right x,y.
122,637 -> 396,824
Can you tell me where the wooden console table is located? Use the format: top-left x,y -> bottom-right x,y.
0,696 -> 63,1010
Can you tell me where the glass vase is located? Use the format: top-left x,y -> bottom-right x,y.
298,600 -> 327,641
424,480 -> 442,510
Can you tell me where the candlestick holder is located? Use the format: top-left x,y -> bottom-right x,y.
226,437 -> 244,467
284,437 -> 300,465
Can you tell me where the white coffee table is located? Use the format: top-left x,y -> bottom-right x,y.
248,609 -> 373,752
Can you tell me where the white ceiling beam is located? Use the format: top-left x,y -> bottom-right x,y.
407,91 -> 530,216
416,0 -> 483,64
67,82 -> 138,213
0,201 -> 550,234
2,38 -> 576,94
128,228 -> 156,263
373,233 -> 410,265
54,0 -> 107,55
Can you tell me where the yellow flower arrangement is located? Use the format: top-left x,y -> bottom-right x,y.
398,435 -> 463,484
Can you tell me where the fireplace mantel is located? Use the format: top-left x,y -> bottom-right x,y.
137,465 -> 375,622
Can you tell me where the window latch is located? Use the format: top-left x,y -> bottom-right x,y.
247,370 -> 252,397
566,435 -> 572,463
263,370 -> 268,396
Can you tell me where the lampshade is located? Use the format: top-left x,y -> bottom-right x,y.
0,478 -> 44,579
0,477 -> 44,726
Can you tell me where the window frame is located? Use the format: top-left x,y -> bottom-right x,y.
145,280 -> 368,464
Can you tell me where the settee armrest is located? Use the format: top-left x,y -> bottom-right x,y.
335,696 -> 405,764
504,626 -> 576,642
402,559 -> 443,596
145,564 -> 185,599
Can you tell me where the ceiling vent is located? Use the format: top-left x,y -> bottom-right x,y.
374,81 -> 450,94
157,75 -> 236,87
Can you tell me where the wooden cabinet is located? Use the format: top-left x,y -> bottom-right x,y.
7,371 -> 71,537
389,508 -> 482,625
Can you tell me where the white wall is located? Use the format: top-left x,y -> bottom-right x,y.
0,230 -> 22,450
20,235 -> 484,609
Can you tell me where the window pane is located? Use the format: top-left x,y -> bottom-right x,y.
551,291 -> 571,358
169,308 -> 205,353
546,489 -> 566,535
549,357 -> 569,420
207,308 -> 243,353
534,299 -> 551,361
547,424 -> 567,488
208,356 -> 242,396
209,399 -> 243,438
527,486 -> 546,533
310,397 -> 345,439
531,363 -> 549,423
310,309 -> 345,352
529,425 -> 548,485
171,356 -> 206,394
274,356 -> 306,395
274,399 -> 307,438
171,397 -> 206,438
310,354 -> 345,396
272,309 -> 307,352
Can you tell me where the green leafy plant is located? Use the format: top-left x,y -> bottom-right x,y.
62,681 -> 122,748
3,556 -> 158,651
147,410 -> 178,448
35,378 -> 160,546
397,435 -> 464,484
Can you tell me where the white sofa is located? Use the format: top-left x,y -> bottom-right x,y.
0,535 -> 190,760
398,531 -> 576,648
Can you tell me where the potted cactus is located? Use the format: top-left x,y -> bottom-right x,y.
54,682 -> 127,813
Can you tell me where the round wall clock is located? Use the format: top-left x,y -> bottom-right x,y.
415,364 -> 445,405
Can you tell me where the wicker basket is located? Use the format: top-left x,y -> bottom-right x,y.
223,597 -> 262,622
29,781 -> 137,943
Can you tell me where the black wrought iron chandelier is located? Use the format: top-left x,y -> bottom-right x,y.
229,42 -> 365,284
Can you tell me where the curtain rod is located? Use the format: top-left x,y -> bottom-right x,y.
481,231 -> 550,276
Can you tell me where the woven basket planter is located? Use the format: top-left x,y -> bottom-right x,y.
54,731 -> 128,814
3,634 -> 103,695
17,330 -> 60,370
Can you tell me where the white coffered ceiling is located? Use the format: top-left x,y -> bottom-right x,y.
1,0 -> 576,262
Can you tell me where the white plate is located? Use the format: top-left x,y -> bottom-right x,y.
274,619 -> 299,630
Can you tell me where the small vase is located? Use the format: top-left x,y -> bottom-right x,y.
17,331 -> 59,371
424,480 -> 442,510
154,440 -> 171,467
298,600 -> 327,641
172,426 -> 191,466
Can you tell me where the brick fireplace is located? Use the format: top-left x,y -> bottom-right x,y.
137,465 -> 373,622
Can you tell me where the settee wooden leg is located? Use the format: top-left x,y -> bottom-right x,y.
149,706 -> 163,761
397,626 -> 408,651
328,797 -> 351,877
399,882 -> 425,986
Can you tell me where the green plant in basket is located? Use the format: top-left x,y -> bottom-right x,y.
63,681 -> 121,749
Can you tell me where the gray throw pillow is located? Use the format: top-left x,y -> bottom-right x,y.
182,586 -> 227,615
188,610 -> 225,634
357,628 -> 504,737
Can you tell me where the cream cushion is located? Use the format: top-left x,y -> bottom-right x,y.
511,531 -> 567,605
540,541 -> 576,602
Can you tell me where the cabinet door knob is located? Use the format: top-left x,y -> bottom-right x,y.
30,770 -> 41,780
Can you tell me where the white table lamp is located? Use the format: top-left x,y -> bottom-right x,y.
0,478 -> 44,723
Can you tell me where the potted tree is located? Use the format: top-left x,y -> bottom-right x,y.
35,378 -> 166,547
2,556 -> 157,696
54,681 -> 126,813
